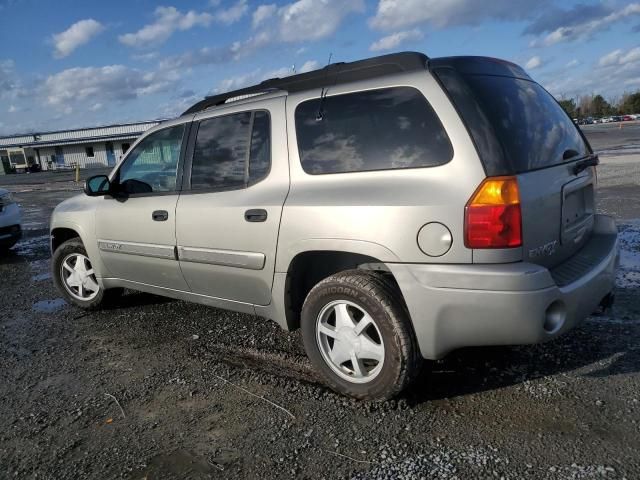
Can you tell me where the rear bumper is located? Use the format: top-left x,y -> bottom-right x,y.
388,214 -> 619,359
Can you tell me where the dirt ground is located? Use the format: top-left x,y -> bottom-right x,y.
0,125 -> 639,479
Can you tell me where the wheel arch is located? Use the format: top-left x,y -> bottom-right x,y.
281,249 -> 405,331
51,227 -> 81,252
50,220 -> 108,278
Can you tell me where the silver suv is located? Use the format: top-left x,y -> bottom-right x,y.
50,52 -> 618,400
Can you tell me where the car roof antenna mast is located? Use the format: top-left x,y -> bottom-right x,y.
316,53 -> 333,121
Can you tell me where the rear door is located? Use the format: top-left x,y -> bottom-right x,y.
433,65 -> 595,268
175,96 -> 289,305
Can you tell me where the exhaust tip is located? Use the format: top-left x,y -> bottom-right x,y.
544,301 -> 566,334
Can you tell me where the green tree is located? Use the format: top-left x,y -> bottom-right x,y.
591,95 -> 612,117
622,92 -> 640,113
558,99 -> 577,117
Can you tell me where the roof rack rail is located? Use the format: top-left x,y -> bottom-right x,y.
182,51 -> 429,116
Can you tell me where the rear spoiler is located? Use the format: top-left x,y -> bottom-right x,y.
428,56 -> 532,81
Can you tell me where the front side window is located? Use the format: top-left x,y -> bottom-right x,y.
191,110 -> 271,190
295,87 -> 453,174
118,124 -> 185,194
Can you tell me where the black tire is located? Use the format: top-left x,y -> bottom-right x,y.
301,269 -> 422,400
0,240 -> 17,254
52,238 -> 122,310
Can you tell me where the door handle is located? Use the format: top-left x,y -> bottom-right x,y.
244,209 -> 267,222
152,210 -> 169,221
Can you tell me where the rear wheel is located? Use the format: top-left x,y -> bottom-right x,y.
301,270 -> 421,400
52,238 -> 122,309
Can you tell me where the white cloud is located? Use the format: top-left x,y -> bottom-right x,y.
530,3 -> 640,47
369,0 -> 544,31
0,60 -> 17,98
119,6 -> 213,48
8,105 -> 17,113
214,60 -> 318,93
620,47 -> 640,65
566,59 -> 580,68
52,19 -> 104,58
525,55 -> 543,70
598,49 -> 623,67
90,103 -> 103,111
158,0 -> 362,70
132,51 -> 159,62
0,59 -> 27,100
216,0 -> 249,25
252,4 -> 276,28
299,60 -> 319,72
43,65 -> 178,106
598,47 -> 640,67
542,46 -> 640,99
159,46 -> 234,70
369,28 -> 423,52
229,31 -> 273,59
277,0 -> 364,42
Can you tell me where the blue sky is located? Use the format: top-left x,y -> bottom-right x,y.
1,0 -> 639,135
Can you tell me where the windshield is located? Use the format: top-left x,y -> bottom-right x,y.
435,69 -> 591,174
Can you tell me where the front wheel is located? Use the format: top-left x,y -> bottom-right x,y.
52,238 -> 122,309
301,270 -> 421,400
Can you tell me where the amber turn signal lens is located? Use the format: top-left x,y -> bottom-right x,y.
464,176 -> 522,249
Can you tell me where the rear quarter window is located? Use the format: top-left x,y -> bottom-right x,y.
295,86 -> 453,174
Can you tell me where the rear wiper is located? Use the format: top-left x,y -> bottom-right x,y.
572,154 -> 599,175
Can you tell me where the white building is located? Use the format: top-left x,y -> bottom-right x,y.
0,120 -> 161,174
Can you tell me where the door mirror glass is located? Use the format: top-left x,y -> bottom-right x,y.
84,175 -> 111,196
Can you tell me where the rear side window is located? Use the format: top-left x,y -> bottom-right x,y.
295,87 -> 453,174
191,110 -> 271,190
434,69 -> 590,174
249,111 -> 271,183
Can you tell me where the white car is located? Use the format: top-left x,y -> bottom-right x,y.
0,188 -> 22,252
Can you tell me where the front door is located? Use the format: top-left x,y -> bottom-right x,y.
95,122 -> 190,291
176,98 -> 289,305
54,146 -> 64,167
105,142 -> 116,166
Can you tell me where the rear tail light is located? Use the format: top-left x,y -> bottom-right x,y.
464,176 -> 522,249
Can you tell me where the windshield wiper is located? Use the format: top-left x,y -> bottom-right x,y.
572,154 -> 599,175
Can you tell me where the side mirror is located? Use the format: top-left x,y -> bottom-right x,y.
84,175 -> 111,196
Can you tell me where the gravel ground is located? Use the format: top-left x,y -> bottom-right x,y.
0,127 -> 639,479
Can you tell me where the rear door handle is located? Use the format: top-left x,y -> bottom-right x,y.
244,209 -> 267,222
152,210 -> 169,221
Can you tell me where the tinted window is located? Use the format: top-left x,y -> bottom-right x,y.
436,70 -> 589,174
118,124 -> 184,194
191,111 -> 271,189
249,111 -> 270,183
295,87 -> 453,174
192,112 -> 251,190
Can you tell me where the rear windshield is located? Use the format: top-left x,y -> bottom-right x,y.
435,69 -> 590,175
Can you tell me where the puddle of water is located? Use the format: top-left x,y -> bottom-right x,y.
617,222 -> 640,289
597,143 -> 640,156
32,272 -> 52,282
14,234 -> 49,255
32,298 -> 67,313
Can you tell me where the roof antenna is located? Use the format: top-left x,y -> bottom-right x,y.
316,53 -> 333,121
